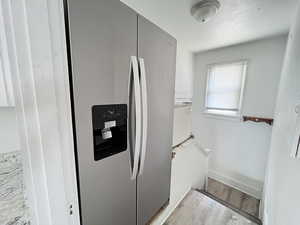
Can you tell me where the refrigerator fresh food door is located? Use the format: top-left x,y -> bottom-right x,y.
137,15 -> 177,225
65,0 -> 138,224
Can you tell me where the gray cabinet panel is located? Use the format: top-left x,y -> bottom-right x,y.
66,0 -> 137,224
137,16 -> 177,225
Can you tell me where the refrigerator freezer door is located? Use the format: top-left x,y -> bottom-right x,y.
137,16 -> 177,225
66,0 -> 138,224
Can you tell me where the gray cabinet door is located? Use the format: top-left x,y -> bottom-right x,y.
137,16 -> 177,225
66,0 -> 137,224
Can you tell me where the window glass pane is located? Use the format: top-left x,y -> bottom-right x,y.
206,62 -> 245,111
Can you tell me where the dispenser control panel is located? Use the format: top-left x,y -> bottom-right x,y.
92,104 -> 127,161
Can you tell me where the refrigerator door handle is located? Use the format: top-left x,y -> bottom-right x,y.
138,58 -> 148,176
129,56 -> 142,180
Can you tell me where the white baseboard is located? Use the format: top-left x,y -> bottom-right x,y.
208,170 -> 263,199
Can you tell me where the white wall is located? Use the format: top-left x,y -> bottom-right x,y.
175,45 -> 194,103
263,3 -> 300,225
192,35 -> 287,198
172,105 -> 192,146
0,108 -> 20,153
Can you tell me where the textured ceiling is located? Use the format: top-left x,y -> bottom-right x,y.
121,0 -> 298,52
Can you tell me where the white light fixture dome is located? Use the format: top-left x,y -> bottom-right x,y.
191,0 -> 221,23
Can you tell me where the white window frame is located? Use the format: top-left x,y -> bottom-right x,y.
204,60 -> 248,118
0,10 -> 15,107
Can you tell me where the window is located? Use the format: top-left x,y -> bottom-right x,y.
204,61 -> 247,117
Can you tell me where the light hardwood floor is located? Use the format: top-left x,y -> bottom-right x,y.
164,190 -> 257,225
206,178 -> 260,218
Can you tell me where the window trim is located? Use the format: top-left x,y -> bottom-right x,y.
204,60 -> 248,118
0,8 -> 15,107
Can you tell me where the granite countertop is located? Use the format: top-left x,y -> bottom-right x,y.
0,151 -> 30,225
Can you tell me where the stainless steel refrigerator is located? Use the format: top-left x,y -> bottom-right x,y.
64,0 -> 176,224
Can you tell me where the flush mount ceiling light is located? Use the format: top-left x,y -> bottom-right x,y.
191,0 -> 221,23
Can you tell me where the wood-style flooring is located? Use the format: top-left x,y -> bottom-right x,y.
164,190 -> 257,225
206,178 -> 260,219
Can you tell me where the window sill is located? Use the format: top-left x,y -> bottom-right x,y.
203,110 -> 242,122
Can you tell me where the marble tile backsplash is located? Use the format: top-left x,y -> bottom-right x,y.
0,151 -> 30,225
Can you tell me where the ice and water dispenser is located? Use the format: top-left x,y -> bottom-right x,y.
92,104 -> 127,161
